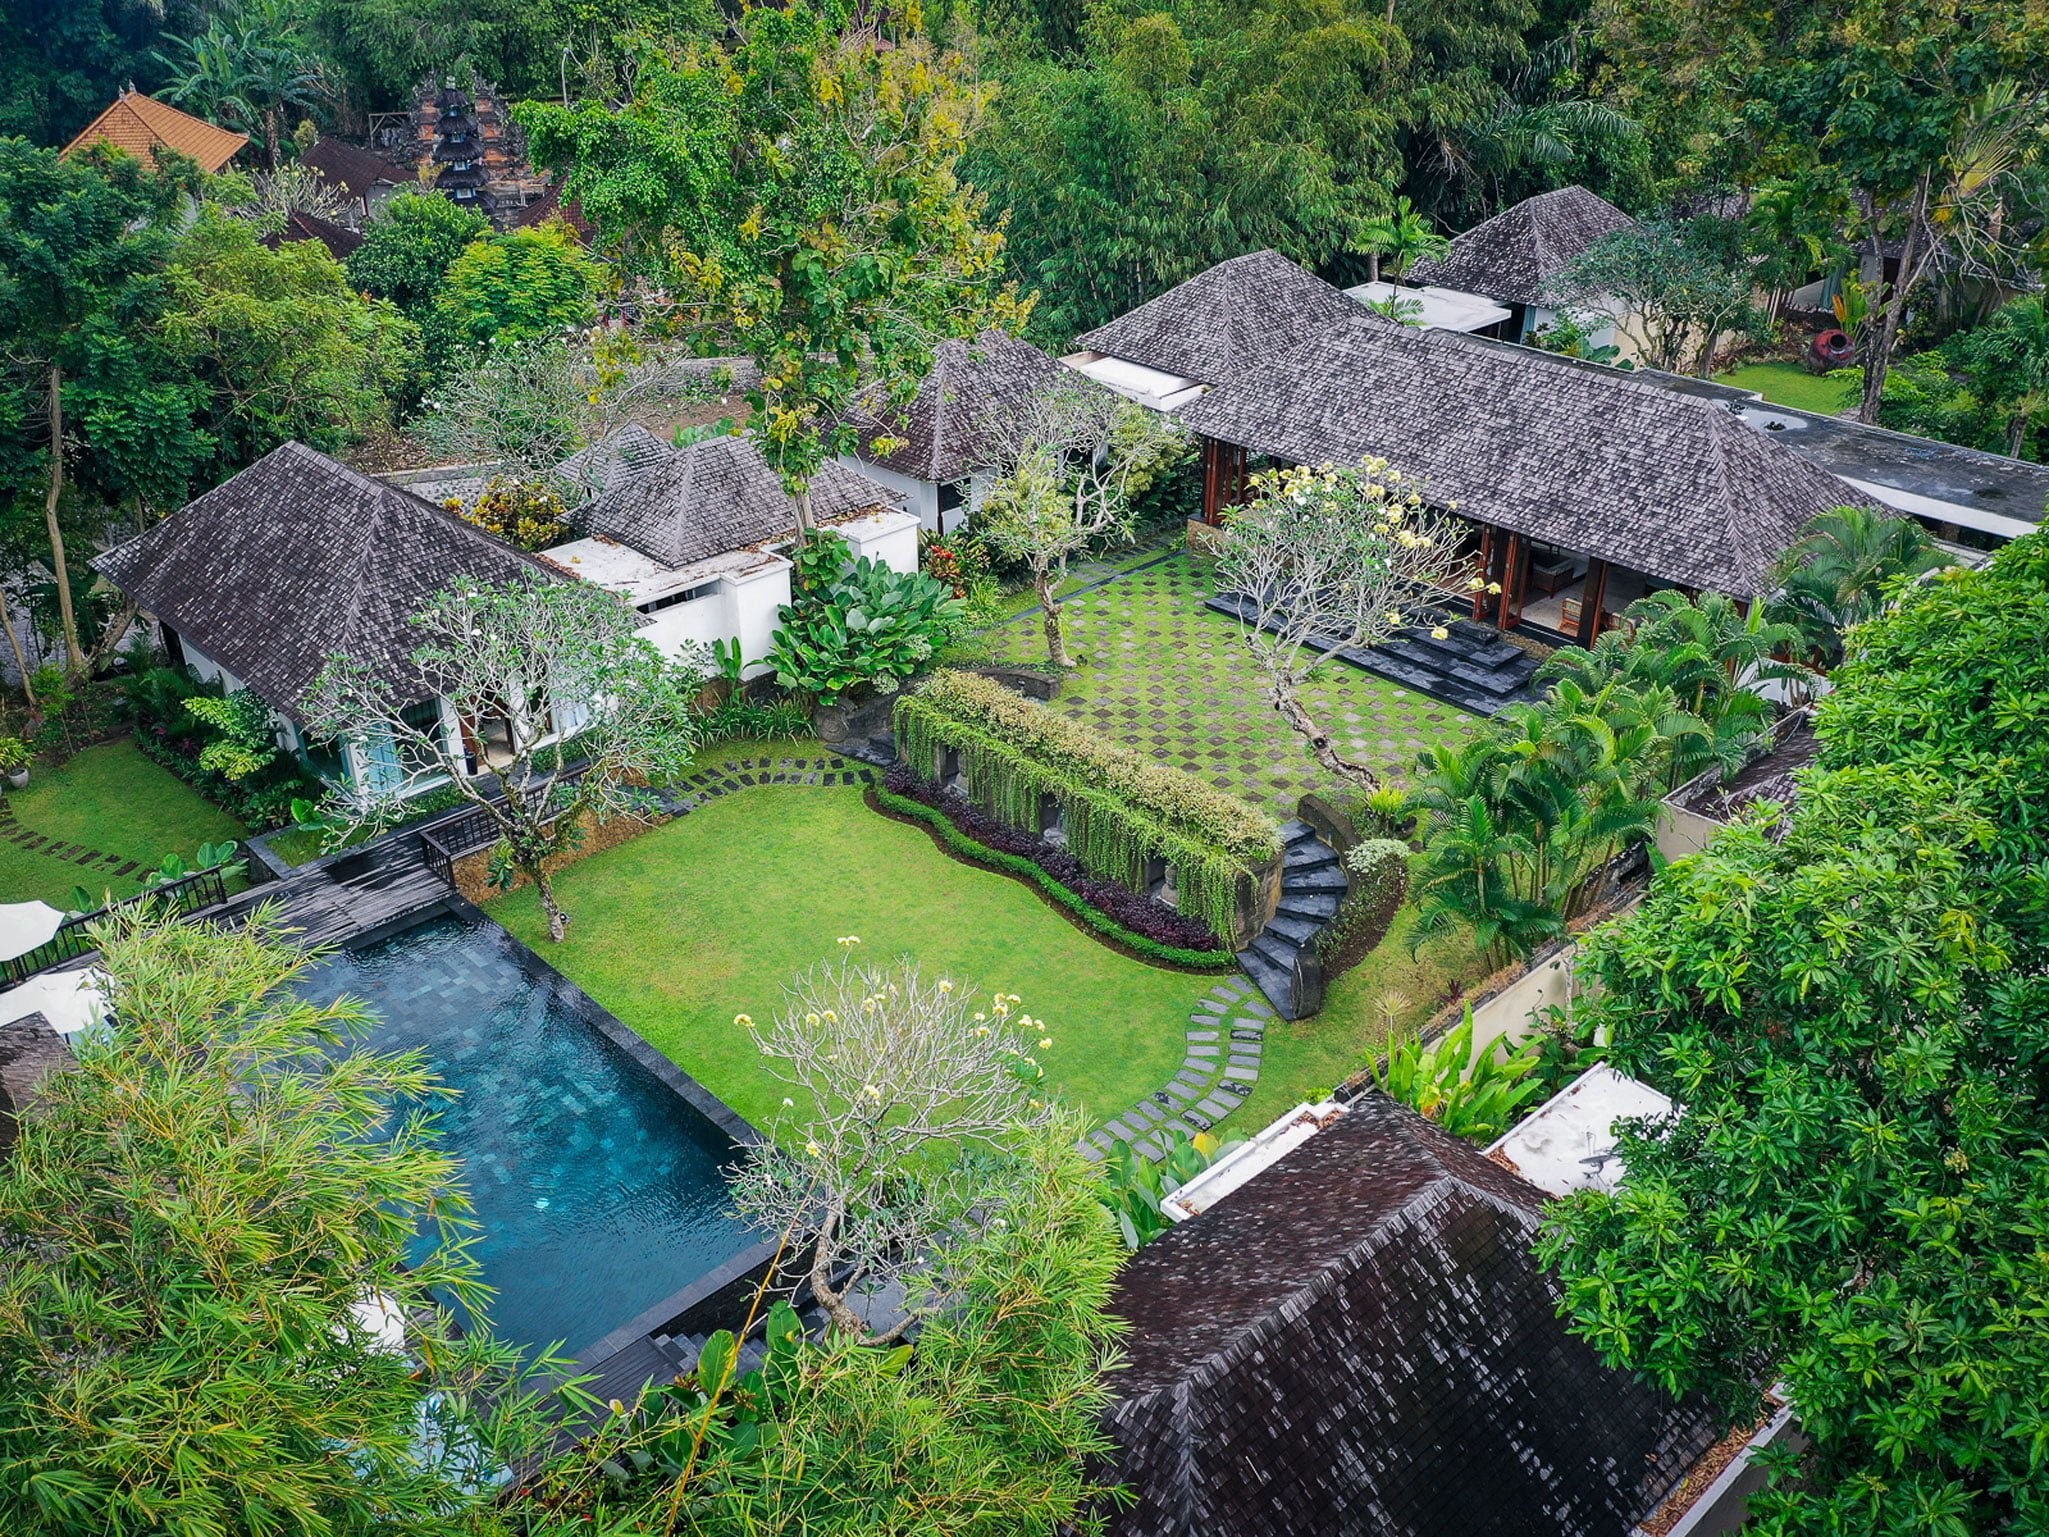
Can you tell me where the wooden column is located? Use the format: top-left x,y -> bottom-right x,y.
1575,559 -> 1610,647
1199,438 -> 1248,525
1472,526 -> 1496,621
1498,531 -> 1526,630
1483,525 -> 1511,627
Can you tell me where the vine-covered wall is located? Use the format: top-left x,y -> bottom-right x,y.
894,671 -> 1282,944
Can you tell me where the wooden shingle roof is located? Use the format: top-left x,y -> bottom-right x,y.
1103,1092 -> 1719,1537
62,90 -> 248,173
1177,295 -> 1876,593
94,443 -> 551,718
580,434 -> 898,569
299,137 -> 409,202
1073,250 -> 1369,385
841,328 -> 1070,484
1408,186 -> 1638,308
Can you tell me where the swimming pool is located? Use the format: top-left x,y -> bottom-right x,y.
296,907 -> 763,1356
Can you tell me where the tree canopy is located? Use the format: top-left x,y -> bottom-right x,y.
1538,533 -> 2049,1535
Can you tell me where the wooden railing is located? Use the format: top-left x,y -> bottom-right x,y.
3,866 -> 230,987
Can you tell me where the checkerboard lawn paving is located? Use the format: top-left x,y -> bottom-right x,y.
963,550 -> 1478,818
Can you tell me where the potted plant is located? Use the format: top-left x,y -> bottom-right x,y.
0,737 -> 32,789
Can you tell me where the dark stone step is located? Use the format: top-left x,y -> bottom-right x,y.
1250,932 -> 1299,972
1282,843 -> 1339,873
1287,867 -> 1348,894
1399,620 -> 1532,673
1264,912 -> 1319,945
1279,818 -> 1320,846
1279,892 -> 1341,921
1375,638 -> 1539,695
1235,947 -> 1295,1019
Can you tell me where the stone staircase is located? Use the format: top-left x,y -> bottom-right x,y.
1207,592 -> 1542,716
1235,819 -> 1347,1020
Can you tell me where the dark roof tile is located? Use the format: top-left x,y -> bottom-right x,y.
1074,250 -> 1370,384
299,137 -> 409,202
1408,186 -> 1638,308
1103,1093 -> 1719,1537
94,443 -> 550,717
842,328 -> 1069,484
581,434 -> 898,568
1177,303 -> 1874,592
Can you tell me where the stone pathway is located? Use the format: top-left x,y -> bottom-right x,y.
0,796 -> 144,882
1080,973 -> 1274,1162
661,754 -> 876,812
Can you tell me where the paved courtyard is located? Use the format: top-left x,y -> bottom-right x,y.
971,549 -> 1477,817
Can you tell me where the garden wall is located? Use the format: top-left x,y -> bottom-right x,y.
893,670 -> 1283,947
447,806 -> 664,904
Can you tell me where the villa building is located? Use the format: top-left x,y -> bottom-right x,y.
837,328 -> 1075,535
61,87 -> 249,173
1404,184 -> 1639,345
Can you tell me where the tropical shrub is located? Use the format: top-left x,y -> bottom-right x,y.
1358,782 -> 1414,840
878,767 -> 1233,964
1767,505 -> 1955,668
1535,533 -> 2049,1533
458,475 -> 572,552
1373,1007 -> 1543,1140
1312,838 -> 1410,977
893,670 -> 1281,943
1099,1129 -> 1239,1249
0,737 -> 29,774
181,690 -> 280,780
768,540 -> 965,705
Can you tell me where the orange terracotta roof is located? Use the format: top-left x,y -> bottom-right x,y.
62,90 -> 249,173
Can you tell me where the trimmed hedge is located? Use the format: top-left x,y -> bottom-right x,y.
874,774 -> 1238,970
893,670 -> 1280,942
1312,838 -> 1411,979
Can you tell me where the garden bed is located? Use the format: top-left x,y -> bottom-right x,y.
872,768 -> 1235,970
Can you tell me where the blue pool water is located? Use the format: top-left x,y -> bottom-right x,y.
296,911 -> 760,1356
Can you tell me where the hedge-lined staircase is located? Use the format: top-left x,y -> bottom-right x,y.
1236,819 -> 1347,1020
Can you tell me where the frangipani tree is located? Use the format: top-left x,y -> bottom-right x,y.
1214,460 -> 1475,789
728,945 -> 1054,1342
975,384 -> 1188,667
303,575 -> 703,942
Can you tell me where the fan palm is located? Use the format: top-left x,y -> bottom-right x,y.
1767,506 -> 1954,667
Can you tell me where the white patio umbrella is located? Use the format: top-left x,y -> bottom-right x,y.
0,901 -> 65,966
0,967 -> 108,1038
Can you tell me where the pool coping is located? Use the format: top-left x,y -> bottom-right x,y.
338,894 -> 786,1365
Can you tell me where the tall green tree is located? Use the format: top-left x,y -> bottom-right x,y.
1537,533 -> 2049,1536
520,2 -> 1022,543
428,221 -> 598,355
163,206 -> 418,465
968,0 -> 1408,341
1948,294 -> 2049,459
0,911 -> 563,1535
152,0 -> 332,168
1591,0 -> 2049,419
0,140 -> 197,680
1766,505 -> 1954,668
345,188 -> 490,322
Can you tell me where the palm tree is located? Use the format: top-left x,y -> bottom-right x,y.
155,4 -> 329,168
1766,506 -> 1954,667
1355,197 -> 1449,284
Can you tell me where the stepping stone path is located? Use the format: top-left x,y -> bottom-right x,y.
0,796 -> 144,880
658,755 -> 875,816
1079,973 -> 1274,1164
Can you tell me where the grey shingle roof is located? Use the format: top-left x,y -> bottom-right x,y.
580,434 -> 898,568
842,328 -> 1068,484
94,442 -> 551,718
1073,250 -> 1370,384
1102,1092 -> 1718,1537
554,423 -> 671,499
1178,299 -> 1876,593
1408,186 -> 1638,308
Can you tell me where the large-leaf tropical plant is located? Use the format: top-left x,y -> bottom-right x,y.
1766,505 -> 1954,668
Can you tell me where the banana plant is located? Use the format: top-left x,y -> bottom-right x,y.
1100,1128 -> 1242,1249
1375,1006 -> 1543,1141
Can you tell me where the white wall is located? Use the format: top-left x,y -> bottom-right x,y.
836,508 -> 922,576
840,456 -> 940,532
632,559 -> 792,679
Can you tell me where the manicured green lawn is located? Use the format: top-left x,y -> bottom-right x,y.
491,785 -> 1207,1134
956,550 -> 1479,818
1715,361 -> 1855,415
0,739 -> 249,908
